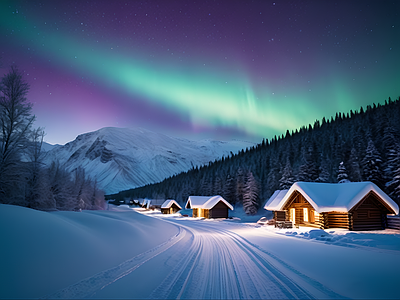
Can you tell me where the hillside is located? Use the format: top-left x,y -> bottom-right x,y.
110,97 -> 400,211
43,127 -> 255,194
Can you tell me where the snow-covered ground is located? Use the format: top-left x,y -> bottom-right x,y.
1,204 -> 399,299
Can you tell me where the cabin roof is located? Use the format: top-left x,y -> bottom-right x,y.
264,181 -> 399,214
265,189 -> 289,210
161,199 -> 182,209
186,195 -> 234,210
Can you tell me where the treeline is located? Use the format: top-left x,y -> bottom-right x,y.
0,65 -> 105,211
108,97 -> 400,215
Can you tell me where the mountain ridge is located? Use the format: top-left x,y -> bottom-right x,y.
43,127 -> 255,194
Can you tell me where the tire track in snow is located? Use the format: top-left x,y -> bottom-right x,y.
151,220 -> 344,299
42,225 -> 186,299
214,224 -> 347,299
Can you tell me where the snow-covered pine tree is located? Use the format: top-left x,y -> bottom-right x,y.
235,168 -> 245,205
266,155 -> 280,196
223,173 -> 236,205
213,175 -> 223,196
243,170 -> 259,215
200,174 -> 213,196
297,145 -> 318,182
348,147 -> 362,182
386,143 -> 400,204
382,125 -> 399,190
362,139 -> 384,188
315,154 -> 330,182
337,161 -> 350,183
279,157 -> 294,189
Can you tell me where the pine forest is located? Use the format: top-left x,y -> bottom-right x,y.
108,97 -> 400,215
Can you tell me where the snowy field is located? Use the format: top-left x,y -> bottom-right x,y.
1,204 -> 399,299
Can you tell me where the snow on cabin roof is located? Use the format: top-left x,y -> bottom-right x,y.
265,189 -> 289,211
264,181 -> 399,214
186,195 -> 234,210
161,199 -> 182,209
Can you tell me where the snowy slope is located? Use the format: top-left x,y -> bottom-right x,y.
1,204 -> 399,299
43,127 -> 255,194
0,204 -> 179,299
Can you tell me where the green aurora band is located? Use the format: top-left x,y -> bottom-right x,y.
1,3 -> 398,140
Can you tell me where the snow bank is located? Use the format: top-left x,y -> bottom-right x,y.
0,204 -> 179,299
277,227 -> 400,251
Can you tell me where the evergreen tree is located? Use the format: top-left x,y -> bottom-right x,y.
297,145 -> 318,182
386,143 -> 400,204
362,139 -> 384,188
235,168 -> 245,205
279,157 -> 294,189
223,174 -> 236,205
243,171 -> 259,215
348,147 -> 362,182
213,175 -> 223,196
266,155 -> 279,195
200,174 -> 213,196
382,125 -> 399,187
315,154 -> 330,183
337,161 -> 350,183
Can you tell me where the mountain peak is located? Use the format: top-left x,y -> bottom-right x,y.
44,127 -> 254,194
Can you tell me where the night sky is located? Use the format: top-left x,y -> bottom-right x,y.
1,0 -> 399,145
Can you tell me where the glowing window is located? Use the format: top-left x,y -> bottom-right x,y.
303,208 -> 309,222
290,208 -> 296,223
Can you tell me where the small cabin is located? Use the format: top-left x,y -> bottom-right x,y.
264,182 -> 399,231
185,195 -> 233,219
161,199 -> 182,214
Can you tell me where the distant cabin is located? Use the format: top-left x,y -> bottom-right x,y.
185,195 -> 233,219
161,200 -> 182,214
264,182 -> 399,231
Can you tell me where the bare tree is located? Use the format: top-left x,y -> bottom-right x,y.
0,66 -> 35,203
25,128 -> 46,208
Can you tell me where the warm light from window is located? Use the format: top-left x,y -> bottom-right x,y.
290,208 -> 295,223
303,208 -> 309,222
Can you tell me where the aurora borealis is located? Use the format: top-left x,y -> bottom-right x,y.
1,1 -> 399,145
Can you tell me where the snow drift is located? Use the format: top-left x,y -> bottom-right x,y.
0,204 -> 179,299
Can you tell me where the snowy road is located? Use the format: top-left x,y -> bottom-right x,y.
148,220 -> 344,299
46,215 -> 345,299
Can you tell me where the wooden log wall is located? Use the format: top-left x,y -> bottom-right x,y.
274,211 -> 286,221
323,212 -> 350,229
387,216 -> 400,230
351,195 -> 385,230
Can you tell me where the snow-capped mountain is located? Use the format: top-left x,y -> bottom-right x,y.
43,127 -> 255,194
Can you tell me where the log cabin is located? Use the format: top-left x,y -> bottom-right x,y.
161,199 -> 182,214
264,182 -> 399,231
185,195 -> 233,219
